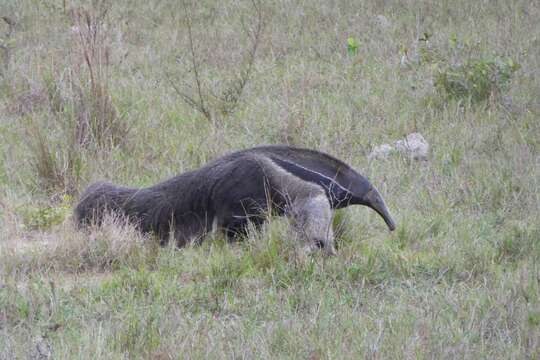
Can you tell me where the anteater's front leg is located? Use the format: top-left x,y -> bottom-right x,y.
288,192 -> 336,256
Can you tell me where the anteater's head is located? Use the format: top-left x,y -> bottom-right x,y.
361,186 -> 396,231
349,177 -> 396,231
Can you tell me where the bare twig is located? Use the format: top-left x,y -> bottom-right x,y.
177,0 -> 212,121
1,16 -> 15,37
169,0 -> 265,123
221,0 -> 264,115
185,7 -> 211,121
0,16 -> 16,76
165,71 -> 210,119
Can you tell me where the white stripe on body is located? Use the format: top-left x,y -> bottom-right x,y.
273,158 -> 352,195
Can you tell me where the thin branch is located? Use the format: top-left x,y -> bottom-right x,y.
2,16 -> 15,38
169,0 -> 265,122
182,0 -> 212,122
165,71 -> 211,120
0,16 -> 16,74
220,0 -> 264,115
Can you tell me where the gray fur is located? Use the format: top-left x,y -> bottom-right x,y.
74,145 -> 396,252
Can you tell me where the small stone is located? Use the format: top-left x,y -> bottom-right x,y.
394,132 -> 429,160
374,15 -> 391,29
31,336 -> 52,359
368,133 -> 429,161
368,143 -> 394,160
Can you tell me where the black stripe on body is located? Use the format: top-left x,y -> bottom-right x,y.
271,157 -> 352,207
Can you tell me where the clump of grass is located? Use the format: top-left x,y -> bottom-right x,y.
21,1 -> 129,195
69,2 -> 128,148
17,195 -> 72,230
403,33 -> 520,108
0,214 -> 158,278
24,115 -> 84,195
434,56 -> 519,104
495,222 -> 540,264
1,0 -> 539,357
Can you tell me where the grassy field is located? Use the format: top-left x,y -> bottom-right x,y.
1,0 -> 539,358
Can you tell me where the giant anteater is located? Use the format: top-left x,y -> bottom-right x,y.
75,145 -> 396,255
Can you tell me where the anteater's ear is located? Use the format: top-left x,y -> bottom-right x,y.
362,187 -> 396,231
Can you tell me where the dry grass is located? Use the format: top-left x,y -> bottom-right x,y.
1,215 -> 157,277
1,0 -> 539,358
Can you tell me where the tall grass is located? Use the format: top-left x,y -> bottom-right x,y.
0,0 -> 539,358
12,1 -> 128,195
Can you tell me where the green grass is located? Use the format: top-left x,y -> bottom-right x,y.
1,0 -> 539,358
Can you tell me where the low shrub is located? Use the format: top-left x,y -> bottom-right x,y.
434,57 -> 519,103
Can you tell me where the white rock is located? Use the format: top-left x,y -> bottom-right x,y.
31,336 -> 52,359
368,143 -> 394,160
374,15 -> 391,29
394,132 -> 429,160
368,132 -> 429,161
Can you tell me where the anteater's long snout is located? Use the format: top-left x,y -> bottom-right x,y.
364,187 -> 396,231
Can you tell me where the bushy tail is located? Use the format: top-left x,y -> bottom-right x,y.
74,181 -> 136,226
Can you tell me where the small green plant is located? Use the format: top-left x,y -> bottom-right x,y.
347,37 -> 360,56
434,57 -> 519,103
18,195 -> 72,230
